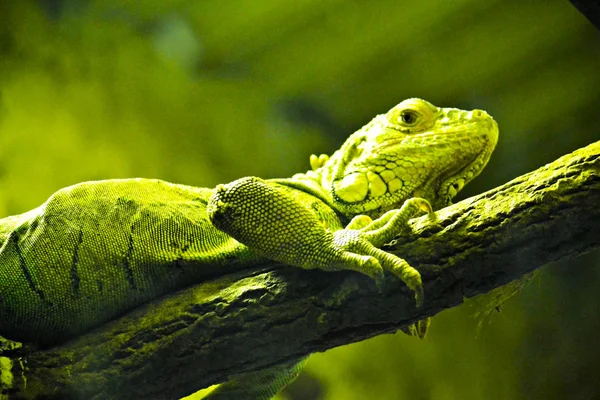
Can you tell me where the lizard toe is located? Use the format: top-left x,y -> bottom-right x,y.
338,252 -> 384,283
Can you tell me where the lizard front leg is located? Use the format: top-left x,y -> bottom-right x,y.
207,176 -> 430,308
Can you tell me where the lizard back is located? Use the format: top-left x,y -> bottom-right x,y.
0,178 -> 256,346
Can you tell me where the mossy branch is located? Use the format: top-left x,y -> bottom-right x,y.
1,141 -> 599,400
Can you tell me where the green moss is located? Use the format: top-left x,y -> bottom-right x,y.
324,279 -> 360,308
0,357 -> 13,388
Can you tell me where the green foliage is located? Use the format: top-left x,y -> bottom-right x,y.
0,0 -> 333,216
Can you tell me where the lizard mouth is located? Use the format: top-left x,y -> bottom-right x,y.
439,151 -> 486,203
384,115 -> 498,209
436,128 -> 498,207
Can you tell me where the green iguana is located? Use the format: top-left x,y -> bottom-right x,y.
0,98 -> 498,399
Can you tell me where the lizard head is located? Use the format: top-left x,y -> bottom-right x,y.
321,98 -> 498,217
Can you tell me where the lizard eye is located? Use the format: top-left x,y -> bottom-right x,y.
386,99 -> 439,132
399,110 -> 418,125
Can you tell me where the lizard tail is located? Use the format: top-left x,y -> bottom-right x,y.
203,357 -> 308,400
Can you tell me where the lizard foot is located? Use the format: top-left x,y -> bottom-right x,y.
360,197 -> 435,248
331,228 -> 424,307
337,197 -> 435,307
400,317 -> 431,339
309,153 -> 329,171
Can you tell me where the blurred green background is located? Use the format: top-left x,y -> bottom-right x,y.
1,1 -> 599,399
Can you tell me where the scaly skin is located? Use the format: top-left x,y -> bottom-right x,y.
0,99 -> 498,399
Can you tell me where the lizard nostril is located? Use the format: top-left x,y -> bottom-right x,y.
471,109 -> 486,120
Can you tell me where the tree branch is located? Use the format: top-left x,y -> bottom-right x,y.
567,0 -> 600,31
1,141 -> 599,400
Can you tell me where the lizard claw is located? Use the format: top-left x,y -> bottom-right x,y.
337,249 -> 385,284
332,230 -> 423,307
400,317 -> 430,338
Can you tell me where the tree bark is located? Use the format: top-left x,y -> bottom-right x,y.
1,141 -> 599,400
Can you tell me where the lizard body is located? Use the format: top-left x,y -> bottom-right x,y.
0,99 -> 498,399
